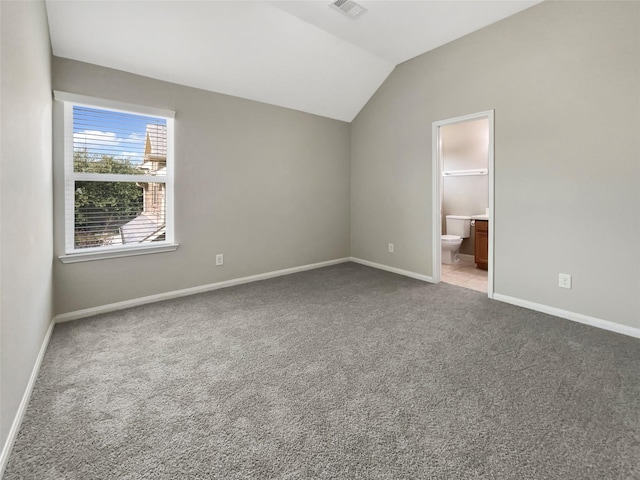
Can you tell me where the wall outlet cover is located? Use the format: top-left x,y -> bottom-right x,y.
559,273 -> 571,289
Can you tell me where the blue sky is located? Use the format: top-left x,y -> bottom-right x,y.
73,106 -> 166,165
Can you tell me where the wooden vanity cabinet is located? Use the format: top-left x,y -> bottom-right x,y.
474,220 -> 488,270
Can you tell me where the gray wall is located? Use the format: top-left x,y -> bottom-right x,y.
351,1 -> 640,329
441,119 -> 489,255
0,0 -> 53,457
52,58 -> 351,315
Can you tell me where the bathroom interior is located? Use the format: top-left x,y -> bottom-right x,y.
440,118 -> 489,293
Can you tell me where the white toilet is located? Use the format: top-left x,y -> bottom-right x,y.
442,215 -> 471,264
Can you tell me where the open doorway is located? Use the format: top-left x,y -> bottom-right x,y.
432,111 -> 494,298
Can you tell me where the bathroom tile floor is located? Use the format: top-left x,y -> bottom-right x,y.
442,256 -> 488,293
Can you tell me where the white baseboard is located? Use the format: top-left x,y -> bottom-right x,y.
0,318 -> 55,477
54,257 -> 351,323
349,257 -> 434,283
493,293 -> 640,339
458,253 -> 474,262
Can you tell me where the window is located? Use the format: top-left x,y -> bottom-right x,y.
55,92 -> 176,262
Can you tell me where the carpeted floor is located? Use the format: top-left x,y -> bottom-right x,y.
4,263 -> 640,479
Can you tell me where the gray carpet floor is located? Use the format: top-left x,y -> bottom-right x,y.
4,263 -> 640,479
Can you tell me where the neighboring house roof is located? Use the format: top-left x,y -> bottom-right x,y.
144,124 -> 167,158
120,212 -> 164,244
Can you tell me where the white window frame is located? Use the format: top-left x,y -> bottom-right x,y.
55,91 -> 178,263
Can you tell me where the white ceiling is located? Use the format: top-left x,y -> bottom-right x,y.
45,0 -> 541,122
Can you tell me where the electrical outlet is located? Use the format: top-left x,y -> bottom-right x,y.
558,273 -> 571,289
388,243 -> 394,253
216,254 -> 224,266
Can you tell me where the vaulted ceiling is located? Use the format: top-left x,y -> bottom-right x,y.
45,0 -> 541,122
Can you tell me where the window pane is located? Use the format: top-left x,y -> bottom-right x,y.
73,106 -> 167,176
74,181 -> 166,249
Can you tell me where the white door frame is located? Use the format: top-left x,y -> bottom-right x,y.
432,110 -> 495,298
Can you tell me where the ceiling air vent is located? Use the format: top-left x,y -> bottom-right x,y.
330,0 -> 367,19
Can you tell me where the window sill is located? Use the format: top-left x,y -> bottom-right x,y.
58,243 -> 179,264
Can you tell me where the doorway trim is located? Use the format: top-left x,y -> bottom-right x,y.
432,110 -> 495,298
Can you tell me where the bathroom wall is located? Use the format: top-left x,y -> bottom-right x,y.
441,119 -> 489,255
